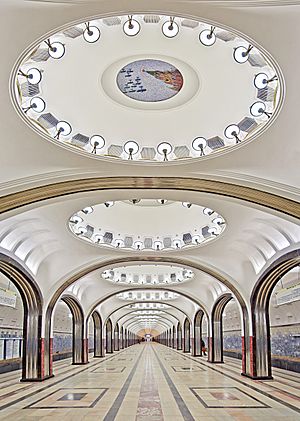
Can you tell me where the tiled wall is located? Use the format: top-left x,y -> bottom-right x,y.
53,332 -> 94,354
223,331 -> 242,351
222,327 -> 300,357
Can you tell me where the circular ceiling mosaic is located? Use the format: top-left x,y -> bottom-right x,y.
68,199 -> 226,251
12,13 -> 283,163
101,265 -> 194,285
116,59 -> 183,102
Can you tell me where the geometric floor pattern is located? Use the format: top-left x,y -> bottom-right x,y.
0,343 -> 299,420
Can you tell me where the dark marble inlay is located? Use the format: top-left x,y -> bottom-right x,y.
172,366 -> 205,372
210,391 -> 239,400
58,392 -> 87,401
190,387 -> 269,409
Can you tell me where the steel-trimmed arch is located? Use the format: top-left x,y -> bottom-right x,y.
250,249 -> 300,379
114,322 -> 120,351
91,310 -> 103,358
1,177 -> 299,219
105,318 -> 113,354
43,255 -> 249,379
193,309 -> 205,357
126,319 -> 173,334
61,295 -> 87,365
104,300 -> 191,326
119,311 -> 179,334
177,321 -> 183,350
183,317 -> 192,353
0,253 -> 44,381
208,293 -> 233,364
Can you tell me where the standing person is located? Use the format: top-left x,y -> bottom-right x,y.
201,339 -> 207,356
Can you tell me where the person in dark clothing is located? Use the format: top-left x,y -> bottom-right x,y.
201,339 -> 207,356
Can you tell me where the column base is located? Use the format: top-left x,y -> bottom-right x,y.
20,374 -> 54,382
72,362 -> 89,365
241,372 -> 273,380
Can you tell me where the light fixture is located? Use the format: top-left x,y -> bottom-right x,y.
123,15 -> 141,36
192,137 -> 207,156
233,45 -> 253,64
103,201 -> 114,208
93,234 -> 103,243
18,68 -> 42,84
203,207 -> 214,216
254,73 -> 278,89
134,241 -> 143,250
213,216 -> 225,225
182,202 -> 192,208
45,39 -> 65,59
70,215 -> 83,224
199,26 -> 216,46
55,121 -> 72,139
162,17 -> 179,38
173,239 -> 182,248
224,124 -> 241,143
157,142 -> 172,161
75,226 -> 87,235
114,239 -> 124,248
208,227 -> 218,236
130,199 -> 141,204
22,97 -> 45,114
250,101 -> 272,119
81,206 -> 93,214
157,199 -> 167,205
154,241 -> 163,251
90,135 -> 105,154
83,23 -> 101,43
124,141 -> 139,159
192,235 -> 201,244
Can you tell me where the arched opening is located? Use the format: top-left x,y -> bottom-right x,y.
193,309 -> 204,356
250,250 -> 300,379
222,299 -> 242,364
0,255 -> 44,381
183,318 -> 191,353
114,323 -> 120,351
177,322 -> 182,350
172,325 -> 176,348
269,267 -> 300,373
124,328 -> 128,348
61,296 -> 87,365
52,300 -> 73,363
105,318 -> 113,353
44,257 -> 250,378
208,293 -> 232,363
0,274 -> 23,373
92,311 -> 103,357
120,326 -> 124,349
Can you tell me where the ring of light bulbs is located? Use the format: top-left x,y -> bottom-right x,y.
101,266 -> 194,285
13,13 -> 282,163
117,291 -> 179,301
68,200 -> 226,251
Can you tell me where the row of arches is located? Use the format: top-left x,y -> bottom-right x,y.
0,249 -> 299,382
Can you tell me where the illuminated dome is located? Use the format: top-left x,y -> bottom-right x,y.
116,290 -> 179,301
12,13 -> 282,163
69,199 -> 226,251
102,265 -> 194,285
126,303 -> 170,309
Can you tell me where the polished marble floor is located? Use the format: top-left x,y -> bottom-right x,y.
0,343 -> 299,420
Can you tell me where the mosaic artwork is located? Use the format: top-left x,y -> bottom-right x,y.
116,59 -> 184,102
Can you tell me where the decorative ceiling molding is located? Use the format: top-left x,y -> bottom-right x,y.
0,177 -> 299,219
